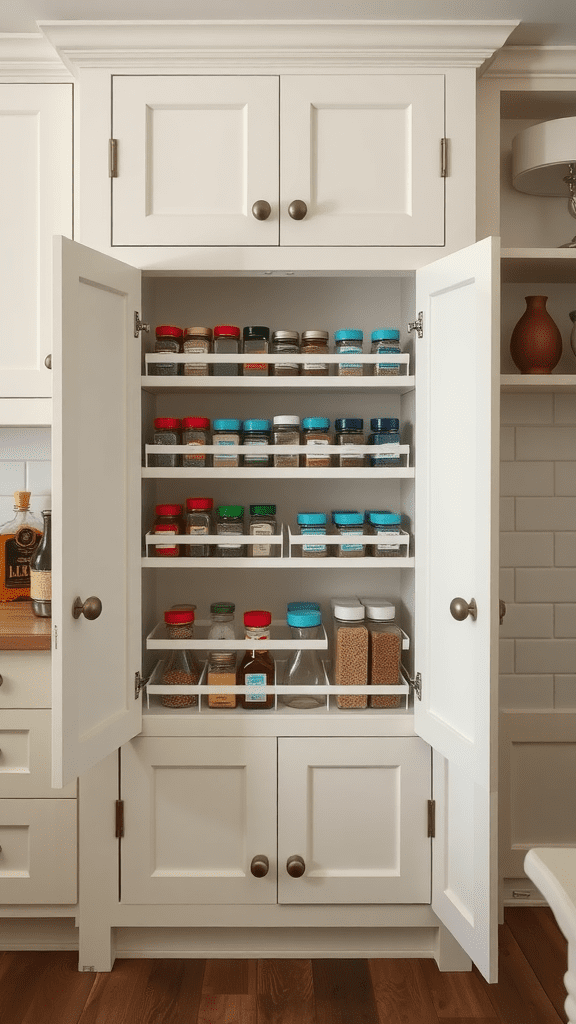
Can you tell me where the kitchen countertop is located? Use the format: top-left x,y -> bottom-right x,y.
0,603 -> 51,651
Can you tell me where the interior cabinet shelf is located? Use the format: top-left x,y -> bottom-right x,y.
142,376 -> 415,394
501,249 -> 576,283
500,374 -> 576,392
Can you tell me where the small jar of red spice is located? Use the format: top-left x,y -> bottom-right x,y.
152,504 -> 184,557
182,417 -> 210,467
152,325 -> 182,376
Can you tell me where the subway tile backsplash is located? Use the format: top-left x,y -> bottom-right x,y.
0,427 -> 51,525
500,393 -> 576,710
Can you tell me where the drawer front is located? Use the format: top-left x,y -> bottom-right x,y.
0,652 -> 50,708
0,799 -> 77,904
0,710 -> 76,798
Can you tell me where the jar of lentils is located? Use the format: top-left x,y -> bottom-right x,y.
331,599 -> 368,709
150,417 -> 182,467
151,325 -> 182,376
183,326 -> 212,376
271,331 -> 300,376
182,416 -> 210,467
334,329 -> 364,377
300,330 -> 330,376
160,610 -> 200,708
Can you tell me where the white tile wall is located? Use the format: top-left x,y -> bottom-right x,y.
0,427 -> 51,526
500,394 -> 576,710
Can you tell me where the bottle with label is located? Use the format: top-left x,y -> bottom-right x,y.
0,492 -> 43,602
30,510 -> 52,617
237,610 -> 275,709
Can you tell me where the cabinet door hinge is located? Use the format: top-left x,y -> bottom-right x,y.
407,671 -> 422,700
115,800 -> 124,838
135,671 -> 147,699
427,799 -> 436,838
109,138 -> 118,178
440,137 -> 449,177
408,312 -> 423,339
134,313 -> 150,339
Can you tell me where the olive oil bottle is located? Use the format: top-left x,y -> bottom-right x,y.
0,492 -> 43,602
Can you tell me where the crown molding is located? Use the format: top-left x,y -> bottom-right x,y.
38,19 -> 519,73
0,33 -> 72,81
484,45 -> 576,78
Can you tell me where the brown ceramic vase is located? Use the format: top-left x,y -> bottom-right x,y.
510,295 -> 562,374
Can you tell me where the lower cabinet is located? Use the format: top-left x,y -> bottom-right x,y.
0,799 -> 77,904
121,734 -> 431,908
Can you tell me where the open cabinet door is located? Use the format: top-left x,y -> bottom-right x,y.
414,237 -> 500,982
52,236 -> 142,788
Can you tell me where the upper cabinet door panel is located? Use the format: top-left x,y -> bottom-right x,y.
112,76 -> 279,246
0,85 -> 72,399
280,75 -> 445,247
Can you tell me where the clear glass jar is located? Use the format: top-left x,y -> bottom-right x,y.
185,497 -> 214,557
248,504 -> 279,557
371,329 -> 401,376
368,511 -> 402,558
207,651 -> 237,709
153,503 -> 184,557
183,326 -> 212,376
150,417 -> 182,467
301,417 -> 331,467
151,325 -> 182,376
331,599 -> 368,709
271,331 -> 300,376
215,505 -> 245,557
296,513 -> 328,558
242,419 -> 271,467
213,324 -> 240,376
360,599 -> 403,708
333,511 -> 365,558
160,610 -> 200,707
300,330 -> 330,376
335,417 -> 365,468
182,417 -> 210,467
212,418 -> 241,468
334,329 -> 364,377
238,611 -> 274,710
281,608 -> 325,708
242,326 -> 269,376
272,416 -> 300,468
208,602 -> 236,641
368,417 -> 401,467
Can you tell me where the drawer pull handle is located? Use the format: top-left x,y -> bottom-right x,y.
286,855 -> 305,877
73,597 -> 103,620
450,597 -> 477,621
250,855 -> 269,878
288,200 -> 307,220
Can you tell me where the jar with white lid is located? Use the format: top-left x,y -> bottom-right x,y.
331,599 -> 368,709
360,598 -> 403,708
273,416 -> 300,467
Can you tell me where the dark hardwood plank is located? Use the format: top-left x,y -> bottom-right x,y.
505,907 -> 568,1023
0,951 -> 96,1024
313,959 -> 378,1024
368,958 -> 439,1023
482,923 -> 564,1024
202,958 -> 257,995
419,957 -> 497,1019
197,994 -> 257,1024
78,958 -> 206,1024
258,959 -> 315,1024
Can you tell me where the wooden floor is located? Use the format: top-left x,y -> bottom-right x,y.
0,909 -> 568,1023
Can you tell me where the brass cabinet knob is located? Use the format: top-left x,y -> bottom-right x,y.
499,599 -> 507,625
252,200 -> 272,221
72,597 -> 103,621
450,597 -> 478,622
44,354 -> 52,369
288,200 -> 307,220
286,855 -> 306,877
250,855 -> 269,878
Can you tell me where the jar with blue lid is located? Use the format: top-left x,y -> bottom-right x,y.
287,601 -> 321,612
281,607 -> 325,708
212,419 -> 242,468
242,419 -> 271,467
368,510 -> 402,558
335,417 -> 365,467
335,329 -> 363,377
368,417 -> 400,466
296,512 -> 327,558
333,511 -> 366,558
301,417 -> 331,467
371,329 -> 401,376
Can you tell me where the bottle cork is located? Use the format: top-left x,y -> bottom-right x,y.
14,491 -> 31,509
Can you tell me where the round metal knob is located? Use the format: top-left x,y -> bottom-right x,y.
0,674 -> 3,687
72,597 -> 103,621
450,597 -> 477,622
288,200 -> 307,220
499,599 -> 507,625
286,855 -> 306,878
250,855 -> 269,878
252,200 -> 271,221
44,354 -> 52,369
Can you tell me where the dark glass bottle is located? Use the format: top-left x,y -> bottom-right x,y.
30,510 -> 51,617
237,610 -> 275,709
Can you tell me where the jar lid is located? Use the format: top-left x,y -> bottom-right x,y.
154,523 -> 179,532
243,325 -> 270,340
243,419 -> 270,432
302,417 -> 330,430
371,329 -> 400,341
214,324 -> 240,338
213,418 -> 242,431
370,418 -> 399,432
209,651 -> 237,665
155,504 -> 183,516
273,415 -> 300,426
287,609 -> 322,627
183,326 -> 212,338
334,329 -> 363,342
272,331 -> 299,341
186,497 -> 213,511
244,610 -> 272,627
360,598 -> 396,620
154,417 -> 182,429
182,416 -> 210,429
335,418 -> 363,431
217,505 -> 244,518
250,505 -> 276,516
155,325 -> 182,338
287,601 -> 321,611
164,610 -> 194,624
301,330 -> 329,341
331,598 -> 365,621
334,512 -> 364,525
171,604 -> 197,611
297,513 -> 327,525
368,511 -> 401,526
331,509 -> 358,521
210,602 -> 235,614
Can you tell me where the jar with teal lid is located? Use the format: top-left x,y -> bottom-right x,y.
287,601 -> 321,612
335,329 -> 364,377
215,505 -> 245,557
335,417 -> 365,468
368,511 -> 402,558
296,512 -> 327,558
249,504 -> 279,557
281,608 -> 325,708
301,417 -> 331,467
242,419 -> 271,467
368,417 -> 400,467
212,418 -> 241,468
371,329 -> 401,376
334,511 -> 365,558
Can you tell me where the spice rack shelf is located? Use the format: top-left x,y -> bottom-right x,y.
146,620 -> 329,651
142,378 -> 416,394
285,525 -> 412,564
144,529 -> 284,564
143,444 -> 412,479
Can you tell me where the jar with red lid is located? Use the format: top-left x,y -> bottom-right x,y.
237,610 -> 274,710
152,325 -> 182,376
185,497 -> 214,557
183,327 -> 212,377
150,417 -> 182,467
160,610 -> 200,708
182,417 -> 210,467
153,504 -> 184,557
213,324 -> 240,377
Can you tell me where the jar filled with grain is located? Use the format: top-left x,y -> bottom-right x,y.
160,610 -> 200,707
300,330 -> 330,376
207,651 -> 237,709
331,599 -> 368,709
272,416 -> 300,468
334,329 -> 364,376
371,329 -> 401,376
271,331 -> 300,376
182,326 -> 212,376
242,326 -> 270,376
185,497 -> 214,557
182,416 -> 210,467
150,417 -> 182,468
152,504 -> 184,557
296,513 -> 328,558
248,504 -> 279,557
301,417 -> 331,467
360,598 -> 403,708
213,324 -> 241,376
151,325 -> 182,376
333,511 -> 365,558
335,418 -> 365,468
212,419 -> 242,468
367,511 -> 402,558
368,418 -> 400,467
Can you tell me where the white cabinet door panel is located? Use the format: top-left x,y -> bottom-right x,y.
0,799 -> 76,904
0,709 -> 76,798
280,75 -> 445,246
0,651 -> 50,709
112,76 -> 279,246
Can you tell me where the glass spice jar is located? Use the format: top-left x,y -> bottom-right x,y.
208,602 -> 236,642
272,416 -> 300,468
301,417 -> 331,467
185,497 -> 214,557
371,329 -> 401,376
215,505 -> 245,558
212,419 -> 242,468
182,416 -> 210,467
150,417 -> 182,468
248,504 -> 279,557
368,418 -> 401,467
242,326 -> 270,376
242,419 -> 271,468
334,329 -> 364,377
271,331 -> 300,376
367,511 -> 403,558
333,511 -> 366,558
151,325 -> 182,376
331,599 -> 368,709
182,326 -> 212,376
153,503 -> 184,557
161,610 -> 200,708
360,598 -> 403,708
207,651 -> 237,709
237,610 -> 275,710
296,513 -> 328,558
281,608 -> 324,709
300,330 -> 330,376
335,418 -> 365,468
213,324 -> 241,376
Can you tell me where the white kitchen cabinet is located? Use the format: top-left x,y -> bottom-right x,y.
0,799 -> 76,905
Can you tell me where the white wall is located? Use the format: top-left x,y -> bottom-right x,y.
0,426 -> 51,526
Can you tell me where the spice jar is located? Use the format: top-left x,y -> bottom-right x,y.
301,417 -> 331,467
371,329 -> 401,376
207,651 -> 237,709
360,598 -> 403,708
334,329 -> 364,377
160,610 -> 200,708
296,513 -> 328,558
212,418 -> 241,468
242,325 -> 269,376
300,330 -> 330,376
333,511 -> 365,558
150,417 -> 182,468
272,416 -> 300,468
208,602 -> 236,642
368,511 -> 402,558
331,599 -> 368,709
249,504 -> 279,557
368,418 -> 400,467
271,331 -> 300,376
242,419 -> 271,468
215,505 -> 245,558
281,608 -> 324,709
182,326 -> 212,376
213,324 -> 240,376
185,497 -> 214,557
237,610 -> 275,709
153,504 -> 184,557
182,416 -> 210,467
335,418 -> 365,468
151,325 -> 182,376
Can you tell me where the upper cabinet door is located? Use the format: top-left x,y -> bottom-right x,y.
112,76 -> 279,246
414,236 -> 500,982
280,75 -> 445,247
0,85 -> 72,399
52,237 -> 142,789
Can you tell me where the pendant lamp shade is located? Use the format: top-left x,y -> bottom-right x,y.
512,116 -> 576,195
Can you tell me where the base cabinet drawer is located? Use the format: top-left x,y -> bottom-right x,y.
0,652 -> 50,709
0,800 -> 77,904
0,710 -> 76,798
